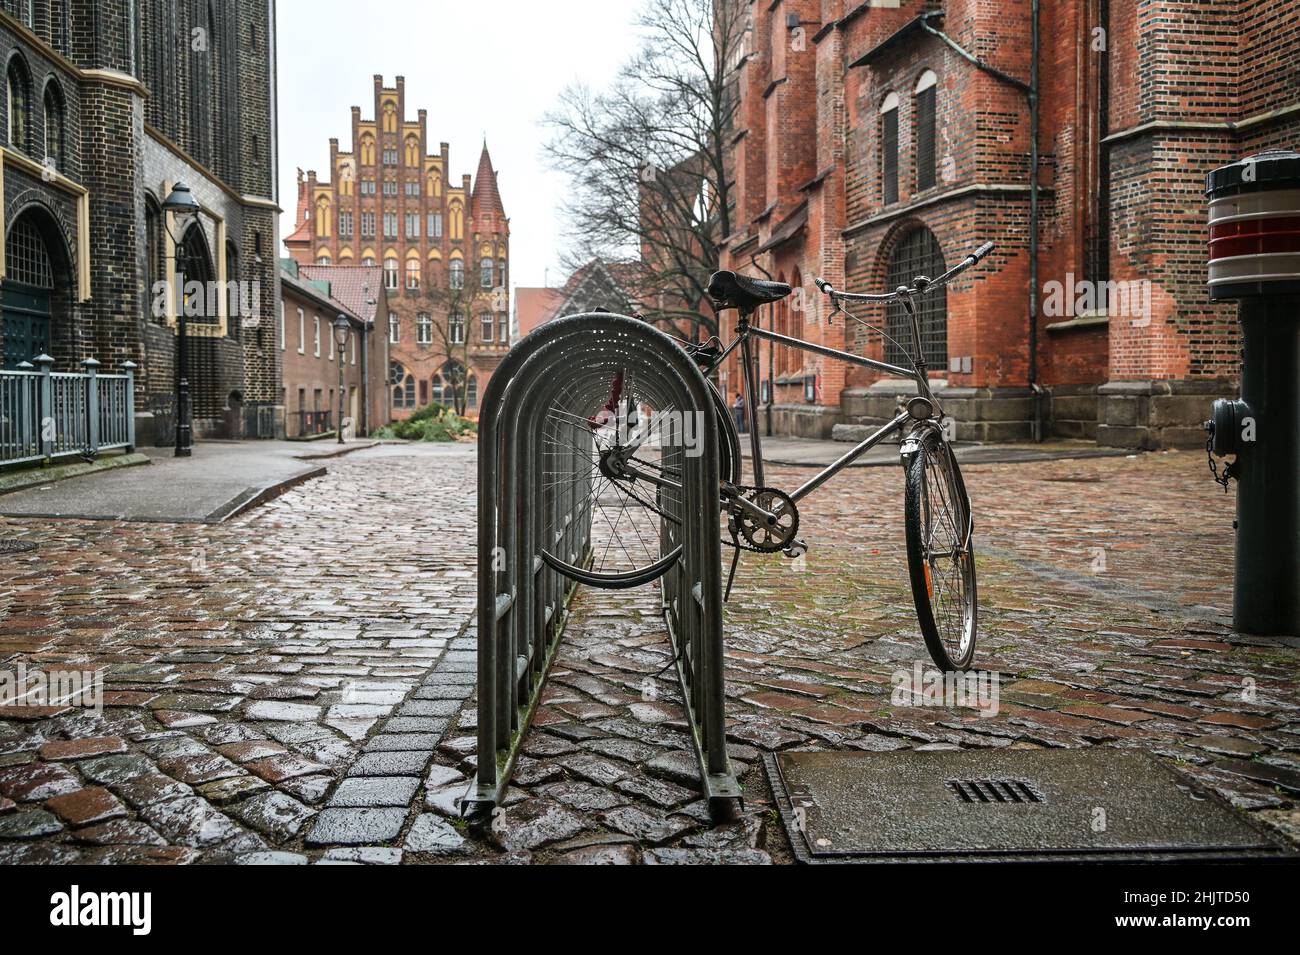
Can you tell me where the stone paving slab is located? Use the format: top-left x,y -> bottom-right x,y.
0,440 -> 374,522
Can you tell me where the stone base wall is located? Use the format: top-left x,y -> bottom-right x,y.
765,404 -> 841,439
1048,384 -> 1100,441
1095,380 -> 1234,450
835,381 -> 1040,442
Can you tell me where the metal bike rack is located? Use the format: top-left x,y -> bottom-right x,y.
461,313 -> 740,817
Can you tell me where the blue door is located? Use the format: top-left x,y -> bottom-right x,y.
3,215 -> 57,369
1,281 -> 51,369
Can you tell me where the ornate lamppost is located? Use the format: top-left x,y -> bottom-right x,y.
333,315 -> 350,444
161,182 -> 202,457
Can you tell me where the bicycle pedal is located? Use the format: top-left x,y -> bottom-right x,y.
783,539 -> 808,559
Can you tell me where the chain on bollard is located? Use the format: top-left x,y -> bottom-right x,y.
1203,423 -> 1233,491
459,312 -> 742,822
1204,148 -> 1300,636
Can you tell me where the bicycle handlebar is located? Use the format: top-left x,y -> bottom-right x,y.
815,241 -> 995,304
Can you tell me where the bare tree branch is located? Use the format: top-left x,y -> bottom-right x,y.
543,0 -> 749,340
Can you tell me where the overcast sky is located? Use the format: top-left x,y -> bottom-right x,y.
274,0 -> 642,291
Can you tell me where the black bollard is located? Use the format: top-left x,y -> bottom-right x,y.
1205,149 -> 1300,636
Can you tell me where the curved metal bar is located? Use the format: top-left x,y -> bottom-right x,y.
540,544 -> 683,589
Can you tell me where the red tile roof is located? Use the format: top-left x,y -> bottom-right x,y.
297,264 -> 384,325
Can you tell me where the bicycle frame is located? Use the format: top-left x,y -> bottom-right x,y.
705,311 -> 935,503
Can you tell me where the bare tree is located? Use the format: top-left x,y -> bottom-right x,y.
424,279 -> 492,416
544,0 -> 748,341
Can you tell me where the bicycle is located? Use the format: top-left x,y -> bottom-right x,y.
536,241 -> 995,671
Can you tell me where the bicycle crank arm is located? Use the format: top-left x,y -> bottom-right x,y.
723,493 -> 780,526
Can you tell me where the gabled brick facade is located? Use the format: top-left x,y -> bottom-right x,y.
284,75 -> 509,420
718,0 -> 1299,447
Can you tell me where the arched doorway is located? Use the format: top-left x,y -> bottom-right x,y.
2,210 -> 67,368
884,226 -> 948,368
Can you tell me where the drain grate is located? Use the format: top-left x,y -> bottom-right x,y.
948,778 -> 1044,804
0,539 -> 37,554
767,748 -> 1293,864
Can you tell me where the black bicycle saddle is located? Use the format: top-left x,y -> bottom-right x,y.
707,270 -> 792,312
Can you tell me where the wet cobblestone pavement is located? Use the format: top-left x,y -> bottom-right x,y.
2,444 -> 1297,863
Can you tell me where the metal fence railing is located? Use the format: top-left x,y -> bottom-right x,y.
0,355 -> 136,468
462,313 -> 739,819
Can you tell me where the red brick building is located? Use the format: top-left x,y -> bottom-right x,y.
718,0 -> 1299,447
284,75 -> 509,419
294,262 -> 389,435
278,259 -> 387,439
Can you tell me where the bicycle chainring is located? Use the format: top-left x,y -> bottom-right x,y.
730,486 -> 800,553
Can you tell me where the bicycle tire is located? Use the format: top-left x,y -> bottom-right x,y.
904,429 -> 978,671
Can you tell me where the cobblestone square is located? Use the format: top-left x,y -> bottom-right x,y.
1,443 -> 1295,864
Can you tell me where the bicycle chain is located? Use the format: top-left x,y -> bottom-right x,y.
723,485 -> 800,553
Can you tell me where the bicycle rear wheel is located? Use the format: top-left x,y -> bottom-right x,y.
903,428 -> 978,671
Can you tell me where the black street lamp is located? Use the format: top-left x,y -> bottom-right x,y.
333,315 -> 350,444
162,182 -> 202,457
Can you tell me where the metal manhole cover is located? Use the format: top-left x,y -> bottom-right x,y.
0,539 -> 37,554
767,748 -> 1292,864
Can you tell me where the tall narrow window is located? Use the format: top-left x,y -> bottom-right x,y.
406,257 -> 421,289
384,256 -> 398,290
297,308 -> 305,354
313,315 -> 321,356
885,227 -> 948,368
880,93 -> 899,205
449,311 -> 465,344
1085,0 -> 1111,286
914,70 -> 937,192
480,257 -> 493,289
416,312 -> 432,344
7,57 -> 29,152
42,81 -> 62,170
145,197 -> 163,321
389,311 -> 399,344
480,313 -> 494,342
449,260 -> 464,290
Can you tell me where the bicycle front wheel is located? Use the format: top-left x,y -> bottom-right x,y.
904,429 -> 978,671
